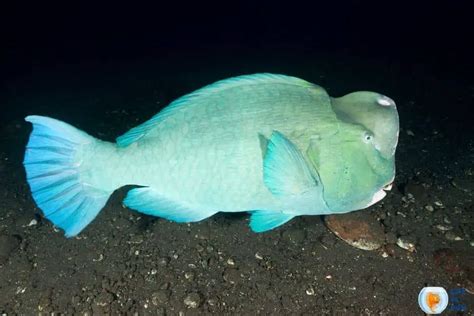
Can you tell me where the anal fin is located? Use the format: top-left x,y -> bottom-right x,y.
123,187 -> 216,223
249,211 -> 294,232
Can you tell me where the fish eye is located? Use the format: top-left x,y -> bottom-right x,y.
363,133 -> 373,143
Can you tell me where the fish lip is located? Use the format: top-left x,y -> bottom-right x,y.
383,182 -> 393,191
365,188 -> 387,208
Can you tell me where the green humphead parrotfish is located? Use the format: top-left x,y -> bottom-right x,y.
23,73 -> 399,237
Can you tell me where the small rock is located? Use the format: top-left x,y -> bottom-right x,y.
127,235 -> 144,244
157,257 -> 170,267
255,252 -> 264,260
184,271 -> 195,281
434,201 -> 444,208
37,295 -> 52,311
200,258 -> 209,269
450,177 -> 473,192
325,212 -> 385,251
305,287 -> 315,295
94,291 -> 114,307
396,237 -> 416,252
434,224 -> 452,231
27,219 -> 38,226
207,297 -> 218,306
424,205 -> 434,212
183,292 -> 202,308
151,290 -> 170,306
223,268 -> 241,284
226,258 -> 236,266
445,231 -> 463,241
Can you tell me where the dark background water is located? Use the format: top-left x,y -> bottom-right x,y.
2,1 -> 473,130
1,2 -> 472,129
0,1 -> 473,314
2,2 -> 472,84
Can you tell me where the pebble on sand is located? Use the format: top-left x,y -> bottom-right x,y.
396,238 -> 416,252
183,292 -> 202,308
325,212 -> 385,251
151,290 -> 170,306
444,231 -> 463,241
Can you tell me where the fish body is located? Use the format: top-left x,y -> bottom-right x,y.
23,73 -> 399,237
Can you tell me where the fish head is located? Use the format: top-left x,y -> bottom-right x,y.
330,91 -> 399,160
307,91 -> 399,212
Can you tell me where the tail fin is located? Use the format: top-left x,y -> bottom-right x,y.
23,116 -> 113,237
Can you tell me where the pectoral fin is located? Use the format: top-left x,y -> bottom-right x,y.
262,131 -> 330,215
249,211 -> 294,232
263,131 -> 321,196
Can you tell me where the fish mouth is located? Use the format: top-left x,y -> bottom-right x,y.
363,181 -> 394,209
383,182 -> 393,191
365,188 -> 387,208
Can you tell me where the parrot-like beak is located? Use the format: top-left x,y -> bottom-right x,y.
383,182 -> 393,191
368,189 -> 387,207
364,180 -> 394,208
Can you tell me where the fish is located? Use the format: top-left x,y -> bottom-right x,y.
23,73 -> 399,237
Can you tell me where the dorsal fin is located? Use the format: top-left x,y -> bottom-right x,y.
116,73 -> 316,147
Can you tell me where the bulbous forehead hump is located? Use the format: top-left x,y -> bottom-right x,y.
330,91 -> 399,159
376,95 -> 396,107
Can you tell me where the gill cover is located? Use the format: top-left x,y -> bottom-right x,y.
306,91 -> 399,213
307,124 -> 394,212
330,92 -> 399,159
